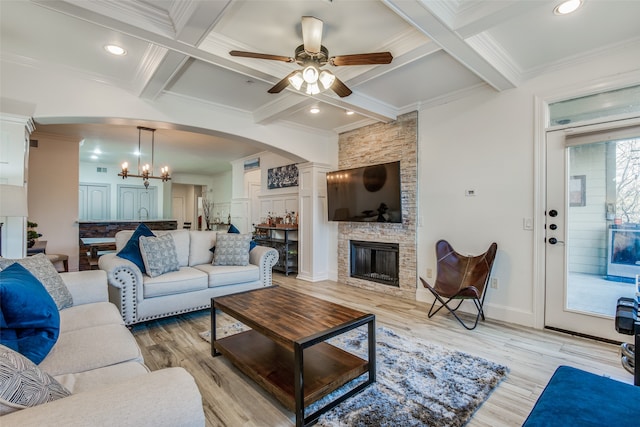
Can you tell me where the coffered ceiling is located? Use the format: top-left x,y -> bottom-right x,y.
1,0 -> 639,175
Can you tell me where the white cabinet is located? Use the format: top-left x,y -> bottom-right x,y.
118,185 -> 157,220
79,183 -> 110,221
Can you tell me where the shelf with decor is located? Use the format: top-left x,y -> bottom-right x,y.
253,225 -> 298,276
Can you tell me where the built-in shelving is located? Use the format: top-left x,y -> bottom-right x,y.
254,225 -> 298,276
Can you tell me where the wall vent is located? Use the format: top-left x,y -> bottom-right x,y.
29,139 -> 38,147
96,167 -> 107,173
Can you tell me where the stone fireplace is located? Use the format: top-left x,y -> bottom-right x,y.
337,112 -> 417,300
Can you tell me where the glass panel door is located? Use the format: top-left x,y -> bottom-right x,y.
545,125 -> 639,341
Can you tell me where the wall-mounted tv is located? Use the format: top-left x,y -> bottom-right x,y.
326,161 -> 402,223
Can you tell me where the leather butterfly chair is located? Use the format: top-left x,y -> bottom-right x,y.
420,239 -> 498,330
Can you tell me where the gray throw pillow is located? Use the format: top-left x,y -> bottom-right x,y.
212,233 -> 251,266
0,344 -> 71,415
0,253 -> 73,310
139,234 -> 180,278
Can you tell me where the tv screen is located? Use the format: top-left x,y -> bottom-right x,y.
326,161 -> 402,223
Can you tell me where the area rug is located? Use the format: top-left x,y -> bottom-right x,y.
522,365 -> 640,426
200,325 -> 508,427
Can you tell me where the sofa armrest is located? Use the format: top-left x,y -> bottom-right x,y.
0,367 -> 205,427
98,253 -> 143,325
60,270 -> 108,305
249,245 -> 279,287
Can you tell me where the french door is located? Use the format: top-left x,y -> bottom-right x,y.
545,120 -> 640,342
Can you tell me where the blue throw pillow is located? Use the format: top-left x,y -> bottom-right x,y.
117,223 -> 155,274
227,224 -> 257,251
0,263 -> 60,364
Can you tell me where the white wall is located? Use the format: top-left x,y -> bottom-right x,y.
28,134 -> 80,269
417,43 -> 640,328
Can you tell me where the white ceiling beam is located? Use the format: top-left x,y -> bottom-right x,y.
32,1 -> 278,94
253,95 -> 316,125
383,0 -> 518,91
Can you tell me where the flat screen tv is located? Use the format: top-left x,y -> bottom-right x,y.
326,161 -> 402,223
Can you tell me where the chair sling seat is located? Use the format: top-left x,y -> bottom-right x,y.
421,239 -> 497,330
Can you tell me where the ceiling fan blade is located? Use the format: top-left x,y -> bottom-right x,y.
230,50 -> 294,63
331,76 -> 352,98
330,52 -> 393,66
301,16 -> 323,54
267,71 -> 299,94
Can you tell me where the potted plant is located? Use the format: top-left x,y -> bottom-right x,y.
27,221 -> 42,248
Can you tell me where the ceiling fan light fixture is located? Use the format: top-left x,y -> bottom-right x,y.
289,72 -> 304,90
302,65 -> 319,84
306,82 -> 320,95
318,70 -> 335,90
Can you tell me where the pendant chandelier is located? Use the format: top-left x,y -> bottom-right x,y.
118,126 -> 170,188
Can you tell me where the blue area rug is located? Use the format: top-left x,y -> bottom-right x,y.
523,365 -> 640,427
308,327 -> 508,427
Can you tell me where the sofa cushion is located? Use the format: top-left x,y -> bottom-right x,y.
228,223 -> 257,251
0,344 -> 71,415
194,263 -> 260,288
0,263 -> 60,364
139,234 -> 180,278
116,223 -> 155,274
38,324 -> 143,377
143,267 -> 208,298
213,233 -> 251,266
59,302 -> 124,333
54,361 -> 149,394
154,230 -> 190,267
0,253 -> 73,310
188,231 -> 217,266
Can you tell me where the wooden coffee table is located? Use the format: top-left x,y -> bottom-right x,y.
211,286 -> 376,427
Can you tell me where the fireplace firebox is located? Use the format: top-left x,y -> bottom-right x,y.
350,240 -> 399,287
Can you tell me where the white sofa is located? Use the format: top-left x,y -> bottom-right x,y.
99,229 -> 279,326
1,269 -> 205,427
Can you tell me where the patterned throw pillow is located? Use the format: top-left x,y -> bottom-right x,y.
0,253 -> 73,310
213,233 -> 251,266
139,234 -> 180,278
0,345 -> 71,415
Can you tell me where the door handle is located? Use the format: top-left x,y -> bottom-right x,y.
548,237 -> 565,245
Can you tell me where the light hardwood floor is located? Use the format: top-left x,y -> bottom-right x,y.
132,275 -> 633,427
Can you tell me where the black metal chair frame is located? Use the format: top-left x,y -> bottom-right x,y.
421,240 -> 498,330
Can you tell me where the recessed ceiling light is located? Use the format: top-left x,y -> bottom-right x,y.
104,44 -> 127,56
310,107 -> 320,114
90,155 -> 98,160
346,110 -> 355,115
554,0 -> 583,15
93,148 -> 102,155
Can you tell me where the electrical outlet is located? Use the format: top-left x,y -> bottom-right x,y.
490,277 -> 499,289
426,268 -> 433,278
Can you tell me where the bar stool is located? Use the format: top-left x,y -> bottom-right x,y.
46,253 -> 69,272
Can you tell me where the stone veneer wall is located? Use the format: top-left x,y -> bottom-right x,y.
337,111 -> 417,300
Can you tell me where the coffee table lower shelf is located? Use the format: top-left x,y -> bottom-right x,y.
214,330 -> 369,411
